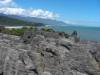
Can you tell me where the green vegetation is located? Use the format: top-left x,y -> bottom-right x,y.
0,16 -> 33,26
0,25 -> 69,39
1,26 -> 36,36
0,16 -> 45,26
41,28 -> 55,32
0,15 -> 45,36
1,27 -> 55,36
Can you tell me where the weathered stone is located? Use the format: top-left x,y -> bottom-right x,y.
0,32 -> 100,75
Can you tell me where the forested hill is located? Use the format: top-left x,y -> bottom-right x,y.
0,15 -> 45,26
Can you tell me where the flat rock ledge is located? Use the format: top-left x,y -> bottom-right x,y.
0,33 -> 100,75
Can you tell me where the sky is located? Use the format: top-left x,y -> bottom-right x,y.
0,0 -> 100,27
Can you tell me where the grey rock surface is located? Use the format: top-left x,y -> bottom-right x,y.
0,32 -> 100,75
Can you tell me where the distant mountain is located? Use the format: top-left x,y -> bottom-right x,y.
4,13 -> 68,26
0,13 -> 69,26
0,14 -> 45,26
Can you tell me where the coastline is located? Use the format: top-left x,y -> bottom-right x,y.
4,25 -> 100,43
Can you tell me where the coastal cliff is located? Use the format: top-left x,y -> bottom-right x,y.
0,30 -> 100,75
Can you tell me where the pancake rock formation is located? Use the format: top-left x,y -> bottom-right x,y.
0,30 -> 100,75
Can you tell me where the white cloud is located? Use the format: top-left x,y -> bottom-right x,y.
0,0 -> 15,7
0,8 -> 25,15
0,7 -> 59,19
0,0 -> 12,4
0,0 -> 59,20
30,9 -> 59,19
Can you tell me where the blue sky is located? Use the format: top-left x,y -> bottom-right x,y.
0,0 -> 100,27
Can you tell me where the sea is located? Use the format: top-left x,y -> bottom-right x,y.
47,26 -> 100,42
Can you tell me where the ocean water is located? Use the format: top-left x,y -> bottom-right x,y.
48,26 -> 100,42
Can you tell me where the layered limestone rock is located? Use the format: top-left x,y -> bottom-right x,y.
0,31 -> 100,75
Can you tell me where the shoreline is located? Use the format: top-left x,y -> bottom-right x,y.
4,26 -> 100,43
